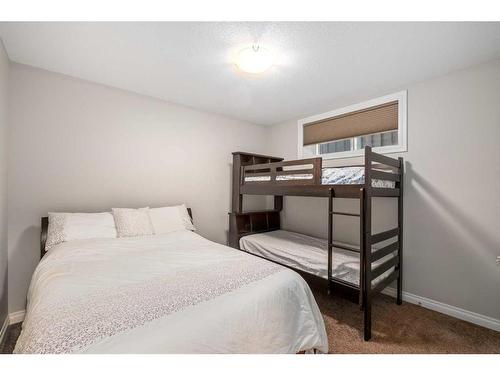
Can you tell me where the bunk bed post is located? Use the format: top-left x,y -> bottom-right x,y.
397,156 -> 404,305
327,188 -> 334,295
363,146 -> 373,341
359,187 -> 365,308
232,153 -> 244,213
274,196 -> 283,211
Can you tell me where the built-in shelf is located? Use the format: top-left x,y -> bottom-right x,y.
228,210 -> 281,249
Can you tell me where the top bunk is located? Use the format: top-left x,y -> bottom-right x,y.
232,146 -> 403,199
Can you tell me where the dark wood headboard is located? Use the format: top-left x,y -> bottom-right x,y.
40,208 -> 193,259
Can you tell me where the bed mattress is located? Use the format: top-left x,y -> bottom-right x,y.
245,166 -> 395,188
15,231 -> 328,354
239,230 -> 395,286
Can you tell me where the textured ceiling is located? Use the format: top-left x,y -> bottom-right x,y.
1,22 -> 500,125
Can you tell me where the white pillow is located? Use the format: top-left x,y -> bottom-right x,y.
149,204 -> 195,234
45,212 -> 117,251
112,207 -> 154,238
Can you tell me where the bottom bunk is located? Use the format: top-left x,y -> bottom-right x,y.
239,229 -> 396,289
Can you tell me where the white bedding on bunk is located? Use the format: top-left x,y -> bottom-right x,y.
245,166 -> 395,188
239,230 -> 395,286
15,231 -> 328,354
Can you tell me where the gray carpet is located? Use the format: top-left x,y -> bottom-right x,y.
1,323 -> 21,354
312,287 -> 500,353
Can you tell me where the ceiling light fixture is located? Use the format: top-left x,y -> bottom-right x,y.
235,45 -> 274,74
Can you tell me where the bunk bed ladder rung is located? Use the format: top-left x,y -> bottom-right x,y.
328,242 -> 360,253
329,211 -> 360,217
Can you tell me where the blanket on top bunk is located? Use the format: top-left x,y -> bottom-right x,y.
245,166 -> 395,188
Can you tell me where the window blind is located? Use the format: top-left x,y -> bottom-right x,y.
303,101 -> 398,146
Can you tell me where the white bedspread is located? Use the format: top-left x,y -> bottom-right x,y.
15,231 -> 328,354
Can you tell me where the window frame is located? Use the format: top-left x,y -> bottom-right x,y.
297,90 -> 407,160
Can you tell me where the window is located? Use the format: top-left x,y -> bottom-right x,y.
298,91 -> 407,160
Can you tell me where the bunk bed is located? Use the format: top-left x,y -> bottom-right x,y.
229,146 -> 404,341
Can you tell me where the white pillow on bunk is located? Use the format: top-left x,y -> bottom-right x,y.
149,204 -> 195,234
45,212 -> 117,251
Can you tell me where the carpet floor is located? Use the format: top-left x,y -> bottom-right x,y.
1,322 -> 21,354
2,288 -> 499,354
312,285 -> 500,353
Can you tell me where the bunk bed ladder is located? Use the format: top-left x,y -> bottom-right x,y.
327,187 -> 365,302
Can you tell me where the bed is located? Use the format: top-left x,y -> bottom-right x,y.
15,229 -> 328,354
229,146 -> 404,341
239,230 -> 395,287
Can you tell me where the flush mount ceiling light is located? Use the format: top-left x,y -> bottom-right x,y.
235,45 -> 274,74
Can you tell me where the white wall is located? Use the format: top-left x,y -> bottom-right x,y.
268,60 -> 500,321
0,40 -> 8,326
6,58 -> 500,323
7,63 -> 268,313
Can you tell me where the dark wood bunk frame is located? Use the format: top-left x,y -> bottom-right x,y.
229,146 -> 403,341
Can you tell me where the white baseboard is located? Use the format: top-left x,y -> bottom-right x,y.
8,310 -> 26,325
5,291 -> 500,336
0,315 -> 8,345
382,287 -> 500,332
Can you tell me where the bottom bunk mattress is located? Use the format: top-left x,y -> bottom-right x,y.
239,230 -> 394,286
